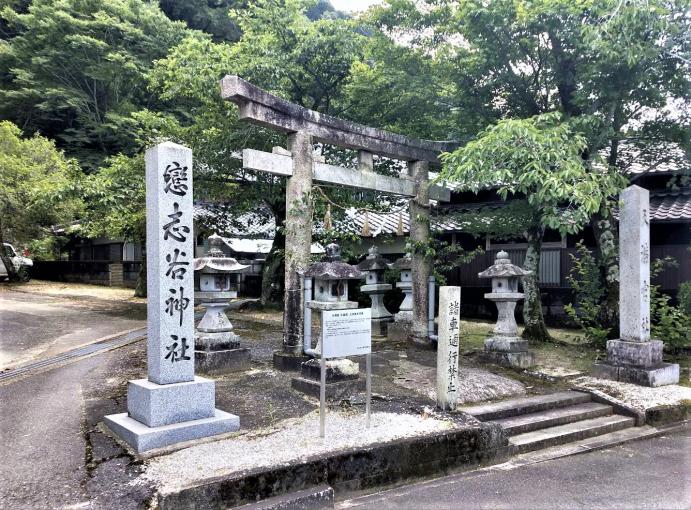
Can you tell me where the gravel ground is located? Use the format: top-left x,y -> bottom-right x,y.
143,411 -> 453,493
573,376 -> 691,410
391,358 -> 526,404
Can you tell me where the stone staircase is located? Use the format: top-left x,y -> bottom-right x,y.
461,390 -> 637,455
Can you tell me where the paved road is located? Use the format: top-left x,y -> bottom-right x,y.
339,430 -> 691,510
0,287 -> 145,369
0,342 -> 151,510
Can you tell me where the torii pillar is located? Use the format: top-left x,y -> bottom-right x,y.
220,75 -> 456,366
275,131 -> 314,369
409,160 -> 431,344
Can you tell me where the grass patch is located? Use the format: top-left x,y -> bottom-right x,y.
461,319 -> 597,374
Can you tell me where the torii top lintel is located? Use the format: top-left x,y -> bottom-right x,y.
220,75 -> 457,165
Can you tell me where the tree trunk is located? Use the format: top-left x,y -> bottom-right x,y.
261,190 -> 288,307
134,249 -> 147,298
261,227 -> 286,307
591,206 -> 619,337
522,223 -> 552,342
0,217 -> 20,282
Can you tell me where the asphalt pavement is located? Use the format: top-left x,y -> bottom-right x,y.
0,341 -> 151,510
0,287 -> 145,369
339,428 -> 691,510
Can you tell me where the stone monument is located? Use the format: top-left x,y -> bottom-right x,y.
104,142 -> 239,453
194,233 -> 251,374
357,246 -> 393,337
436,286 -> 461,411
291,243 -> 365,399
478,251 -> 535,368
594,185 -> 679,386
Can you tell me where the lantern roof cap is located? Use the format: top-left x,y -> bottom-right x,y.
305,243 -> 364,279
193,233 -> 249,273
478,250 -> 531,278
357,245 -> 389,271
392,252 -> 412,270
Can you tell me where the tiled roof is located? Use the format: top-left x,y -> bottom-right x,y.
193,187 -> 690,241
341,190 -> 691,236
194,203 -> 276,238
602,142 -> 689,175
650,189 -> 691,221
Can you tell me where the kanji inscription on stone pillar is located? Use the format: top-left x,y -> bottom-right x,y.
619,185 -> 650,343
436,286 -> 461,411
146,142 -> 195,384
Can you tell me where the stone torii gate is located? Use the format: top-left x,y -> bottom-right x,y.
220,76 -> 456,369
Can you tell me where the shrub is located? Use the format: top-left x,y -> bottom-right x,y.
650,261 -> 690,352
565,241 -> 611,347
678,281 -> 691,316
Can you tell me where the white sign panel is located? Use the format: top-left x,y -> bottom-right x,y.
322,308 -> 372,358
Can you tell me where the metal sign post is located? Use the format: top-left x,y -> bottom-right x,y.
320,352 -> 326,438
319,308 -> 372,438
365,353 -> 371,428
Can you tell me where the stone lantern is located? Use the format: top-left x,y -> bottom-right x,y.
193,233 -> 251,374
197,234 -> 243,298
478,250 -> 534,368
357,246 -> 393,337
392,253 -> 413,322
291,243 -> 365,399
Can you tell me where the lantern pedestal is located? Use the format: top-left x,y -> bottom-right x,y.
291,358 -> 361,400
480,296 -> 535,368
357,247 -> 394,338
361,283 -> 393,337
194,297 -> 250,374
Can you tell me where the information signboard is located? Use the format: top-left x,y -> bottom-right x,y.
318,307 -> 373,437
321,308 -> 372,358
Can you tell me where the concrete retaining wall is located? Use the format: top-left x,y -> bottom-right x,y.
157,423 -> 507,509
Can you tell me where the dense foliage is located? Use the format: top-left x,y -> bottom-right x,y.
0,120 -> 81,278
0,0 -> 688,332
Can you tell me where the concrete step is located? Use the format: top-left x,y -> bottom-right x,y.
234,484 -> 334,509
492,402 -> 614,436
460,391 -> 591,421
488,425 -> 662,472
509,414 -> 635,454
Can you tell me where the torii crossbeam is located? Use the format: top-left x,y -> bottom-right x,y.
221,75 -> 458,368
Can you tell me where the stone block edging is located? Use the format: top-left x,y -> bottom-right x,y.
571,385 -> 647,426
156,423 -> 508,510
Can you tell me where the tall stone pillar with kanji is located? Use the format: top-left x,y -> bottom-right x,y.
104,142 -> 239,452
594,185 -> 679,386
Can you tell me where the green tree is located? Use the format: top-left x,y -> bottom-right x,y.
438,113 -> 625,341
0,0 -> 189,170
0,120 -> 82,280
362,0 -> 690,336
140,0 -> 370,305
79,154 -> 147,295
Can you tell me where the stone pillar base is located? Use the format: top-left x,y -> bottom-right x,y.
593,362 -> 679,387
104,409 -> 239,453
605,339 -> 662,368
103,376 -> 239,453
593,338 -> 679,387
195,347 -> 251,375
273,350 -> 311,371
291,358 -> 360,400
481,336 -> 535,368
481,350 -> 535,369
